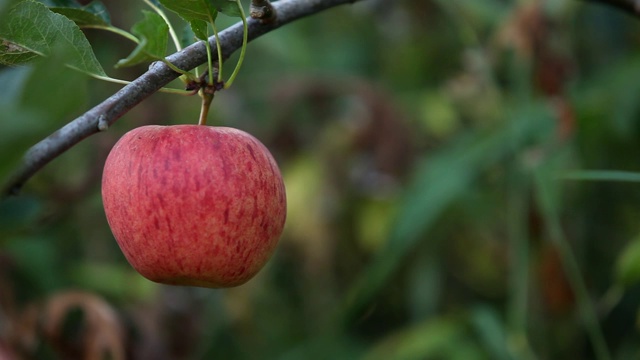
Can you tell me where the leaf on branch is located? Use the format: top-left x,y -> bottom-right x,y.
158,0 -> 218,22
158,0 -> 218,40
0,0 -> 106,77
211,0 -> 242,17
190,19 -> 209,40
50,1 -> 112,27
115,10 -> 169,68
180,22 -> 197,46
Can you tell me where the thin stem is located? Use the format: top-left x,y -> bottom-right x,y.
506,170 -> 534,359
534,172 -> 611,360
85,73 -> 133,86
204,38 -> 215,86
143,0 -> 182,51
87,73 -> 193,94
211,22 -> 224,83
81,25 -> 139,44
198,90 -> 214,125
159,58 -> 197,81
225,0 -> 248,88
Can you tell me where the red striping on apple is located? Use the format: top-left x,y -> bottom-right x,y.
101,125 -> 286,288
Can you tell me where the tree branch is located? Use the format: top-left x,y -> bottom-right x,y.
1,0 -> 358,198
579,0 -> 640,17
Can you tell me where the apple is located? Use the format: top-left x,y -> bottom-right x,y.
101,125 -> 286,288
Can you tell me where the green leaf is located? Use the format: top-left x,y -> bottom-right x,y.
0,0 -> 106,76
115,10 -> 168,68
50,1 -> 111,27
211,0 -> 241,17
190,19 -> 209,40
158,0 -> 218,23
364,317 -> 484,360
158,0 -> 219,40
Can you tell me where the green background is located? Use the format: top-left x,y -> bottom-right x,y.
2,0 -> 640,359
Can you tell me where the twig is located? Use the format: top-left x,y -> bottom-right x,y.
579,0 -> 640,17
1,0 -> 359,197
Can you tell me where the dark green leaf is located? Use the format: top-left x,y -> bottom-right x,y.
211,0 -> 241,17
115,10 -> 168,68
50,1 -> 111,27
0,0 -> 105,76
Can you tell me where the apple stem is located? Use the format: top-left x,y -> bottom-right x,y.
198,90 -> 214,126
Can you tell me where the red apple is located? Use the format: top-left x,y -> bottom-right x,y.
101,125 -> 286,288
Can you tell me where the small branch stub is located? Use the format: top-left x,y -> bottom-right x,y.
251,0 -> 277,23
97,114 -> 109,131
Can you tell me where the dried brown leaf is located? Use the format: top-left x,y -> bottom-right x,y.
42,290 -> 125,360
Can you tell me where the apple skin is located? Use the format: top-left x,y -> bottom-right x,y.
101,125 -> 286,288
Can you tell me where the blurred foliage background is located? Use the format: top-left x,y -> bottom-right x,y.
3,0 -> 640,358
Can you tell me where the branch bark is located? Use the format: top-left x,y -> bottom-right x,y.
1,0 -> 358,197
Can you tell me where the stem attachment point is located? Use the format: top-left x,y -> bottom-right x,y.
250,0 -> 277,23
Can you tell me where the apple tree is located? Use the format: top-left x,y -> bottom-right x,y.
3,0 -> 640,359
